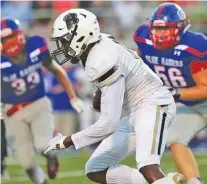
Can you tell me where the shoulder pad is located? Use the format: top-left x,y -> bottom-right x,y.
85,38 -> 118,82
85,58 -> 117,81
85,37 -> 124,87
133,24 -> 152,46
27,36 -> 48,57
0,62 -> 12,69
175,31 -> 207,59
85,55 -> 121,87
0,56 -> 12,69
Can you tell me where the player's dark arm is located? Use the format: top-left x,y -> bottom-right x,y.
179,61 -> 207,100
42,53 -> 77,100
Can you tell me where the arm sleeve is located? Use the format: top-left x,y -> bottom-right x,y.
190,60 -> 207,74
71,76 -> 125,149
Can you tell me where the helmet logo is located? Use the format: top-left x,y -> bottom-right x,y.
63,13 -> 79,30
163,16 -> 168,22
177,10 -> 186,20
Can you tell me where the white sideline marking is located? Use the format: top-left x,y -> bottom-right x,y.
1,170 -> 85,183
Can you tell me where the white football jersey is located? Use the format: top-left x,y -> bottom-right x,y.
84,34 -> 173,111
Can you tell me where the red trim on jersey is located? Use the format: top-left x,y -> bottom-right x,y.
204,50 -> 207,55
133,34 -> 146,43
1,19 -> 7,29
157,5 -> 165,18
39,45 -> 48,53
190,60 -> 207,74
185,47 -> 204,58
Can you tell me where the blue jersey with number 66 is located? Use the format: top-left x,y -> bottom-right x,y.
134,25 -> 207,106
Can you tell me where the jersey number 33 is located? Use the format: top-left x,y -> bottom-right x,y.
11,71 -> 41,95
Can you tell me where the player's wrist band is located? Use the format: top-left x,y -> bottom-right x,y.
174,88 -> 181,98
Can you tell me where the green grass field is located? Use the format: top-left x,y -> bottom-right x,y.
2,152 -> 207,184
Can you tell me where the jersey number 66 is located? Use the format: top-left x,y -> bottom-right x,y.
154,65 -> 187,87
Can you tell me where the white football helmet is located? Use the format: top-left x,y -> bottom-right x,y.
51,8 -> 101,65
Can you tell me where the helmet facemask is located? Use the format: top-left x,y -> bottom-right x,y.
1,30 -> 25,57
149,20 -> 188,49
149,2 -> 191,50
51,24 -> 79,65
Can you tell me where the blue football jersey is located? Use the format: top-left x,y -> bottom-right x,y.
1,36 -> 49,104
134,25 -> 207,106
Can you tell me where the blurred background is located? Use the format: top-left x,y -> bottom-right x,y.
1,1 -> 207,184
1,1 -> 207,48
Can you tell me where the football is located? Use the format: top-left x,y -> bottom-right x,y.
92,88 -> 101,112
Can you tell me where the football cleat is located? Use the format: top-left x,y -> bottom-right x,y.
46,155 -> 59,179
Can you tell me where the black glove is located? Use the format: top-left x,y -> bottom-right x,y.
91,88 -> 101,112
167,87 -> 181,98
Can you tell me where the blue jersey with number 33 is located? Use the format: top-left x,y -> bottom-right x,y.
134,25 -> 207,106
1,36 -> 49,104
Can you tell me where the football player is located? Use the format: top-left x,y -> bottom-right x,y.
1,18 -> 83,184
45,9 -> 183,184
133,2 -> 207,184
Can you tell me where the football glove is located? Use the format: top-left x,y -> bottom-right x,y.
44,133 -> 67,154
70,97 -> 84,113
167,86 -> 181,98
91,88 -> 101,112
